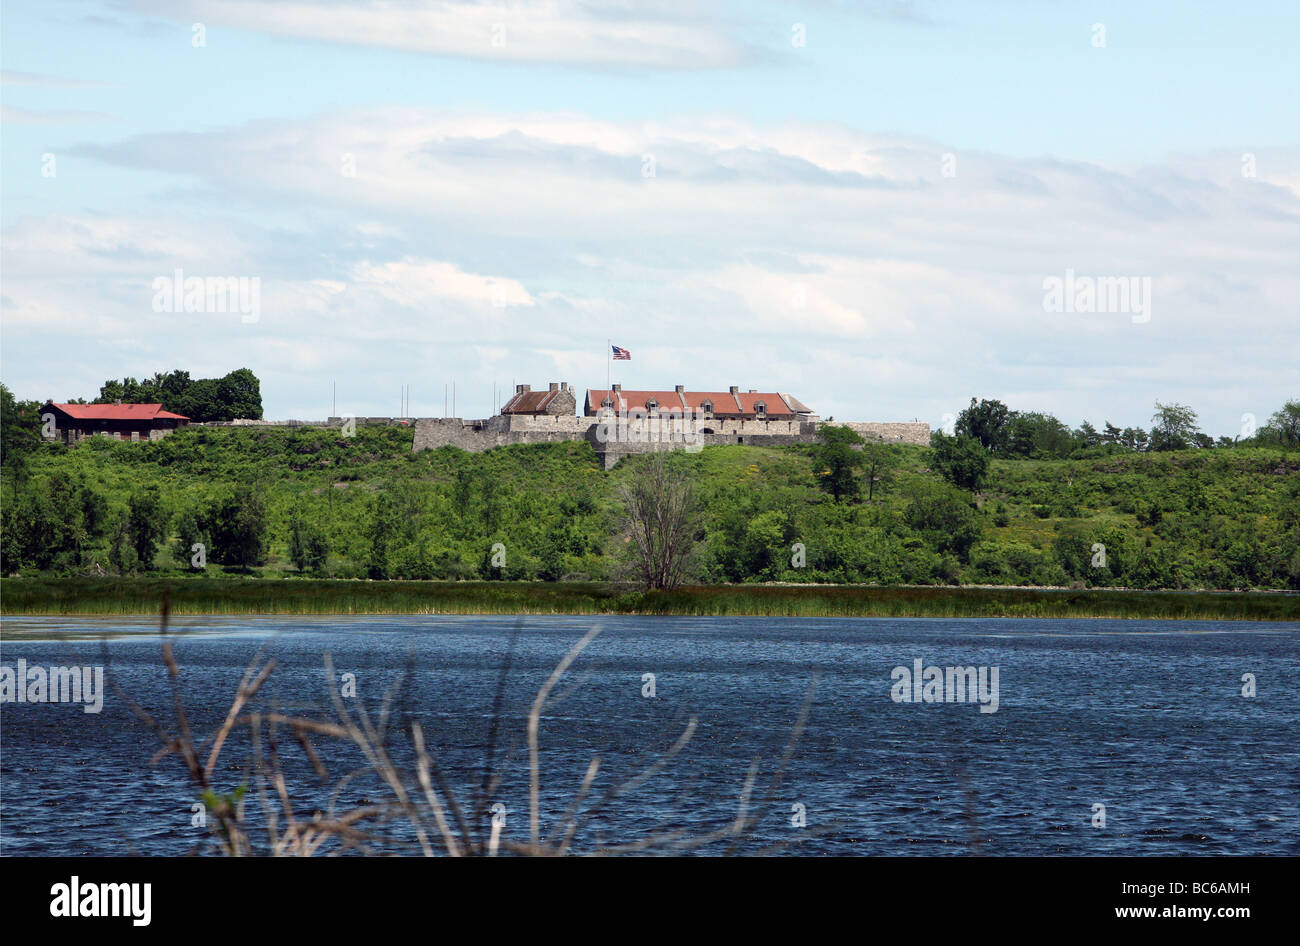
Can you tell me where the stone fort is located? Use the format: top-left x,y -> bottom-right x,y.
407,382 -> 930,469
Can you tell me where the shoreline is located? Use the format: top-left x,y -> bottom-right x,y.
2,578 -> 1296,621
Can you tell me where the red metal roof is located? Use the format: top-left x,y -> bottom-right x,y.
680,391 -> 742,413
734,392 -> 779,414
586,389 -> 683,413
46,402 -> 189,421
585,389 -> 811,418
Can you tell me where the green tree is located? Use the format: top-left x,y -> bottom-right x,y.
174,509 -> 208,568
80,484 -> 109,539
366,494 -> 401,579
538,524 -> 569,581
955,398 -> 1011,453
208,485 -> 268,570
1,473 -> 102,572
741,508 -> 786,579
126,488 -> 168,570
95,377 -> 142,403
0,503 -> 21,574
108,514 -> 139,574
479,540 -> 507,580
1120,427 -> 1149,451
1149,401 -> 1199,451
861,441 -> 898,501
288,515 -> 330,573
96,379 -> 125,403
929,432 -> 989,494
811,424 -> 864,503
8,494 -> 62,570
213,368 -> 263,421
1004,412 -> 1077,459
1,382 -> 43,475
93,368 -> 263,422
1262,399 -> 1300,448
903,481 -> 982,563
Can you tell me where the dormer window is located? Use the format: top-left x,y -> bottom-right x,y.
702,400 -> 713,419
645,398 -> 658,412
755,401 -> 767,418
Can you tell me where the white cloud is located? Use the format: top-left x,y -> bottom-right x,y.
123,0 -> 759,69
7,112 -> 1298,428
351,258 -> 534,308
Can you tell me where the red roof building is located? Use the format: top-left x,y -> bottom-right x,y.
501,382 -> 577,416
584,385 -> 814,421
40,401 -> 190,444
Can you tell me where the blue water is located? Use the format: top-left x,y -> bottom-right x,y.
2,615 -> 1297,856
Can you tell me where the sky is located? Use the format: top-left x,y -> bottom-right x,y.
2,0 -> 1297,435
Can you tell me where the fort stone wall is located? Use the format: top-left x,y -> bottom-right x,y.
189,412 -> 930,466
839,422 -> 931,445
411,414 -> 929,467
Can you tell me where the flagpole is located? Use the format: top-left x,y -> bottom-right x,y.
607,337 -> 611,394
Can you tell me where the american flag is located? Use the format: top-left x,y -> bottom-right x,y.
612,345 -> 631,360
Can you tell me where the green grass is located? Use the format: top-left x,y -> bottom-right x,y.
3,578 -> 1296,621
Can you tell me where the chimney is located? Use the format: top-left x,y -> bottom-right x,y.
749,389 -> 757,394
516,384 -> 530,393
561,382 -> 569,391
729,386 -> 738,395
115,398 -> 122,406
675,384 -> 684,394
549,382 -> 559,392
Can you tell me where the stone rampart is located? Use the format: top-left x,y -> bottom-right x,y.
195,414 -> 930,466
839,422 -> 931,445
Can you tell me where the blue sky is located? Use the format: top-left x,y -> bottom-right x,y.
2,0 -> 1297,434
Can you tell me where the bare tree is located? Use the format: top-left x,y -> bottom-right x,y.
615,451 -> 702,590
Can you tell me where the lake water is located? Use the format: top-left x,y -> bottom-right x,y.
2,615 -> 1297,856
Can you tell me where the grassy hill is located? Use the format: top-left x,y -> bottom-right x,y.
2,424 -> 1298,595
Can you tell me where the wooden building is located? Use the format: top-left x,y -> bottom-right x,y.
39,402 -> 190,444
